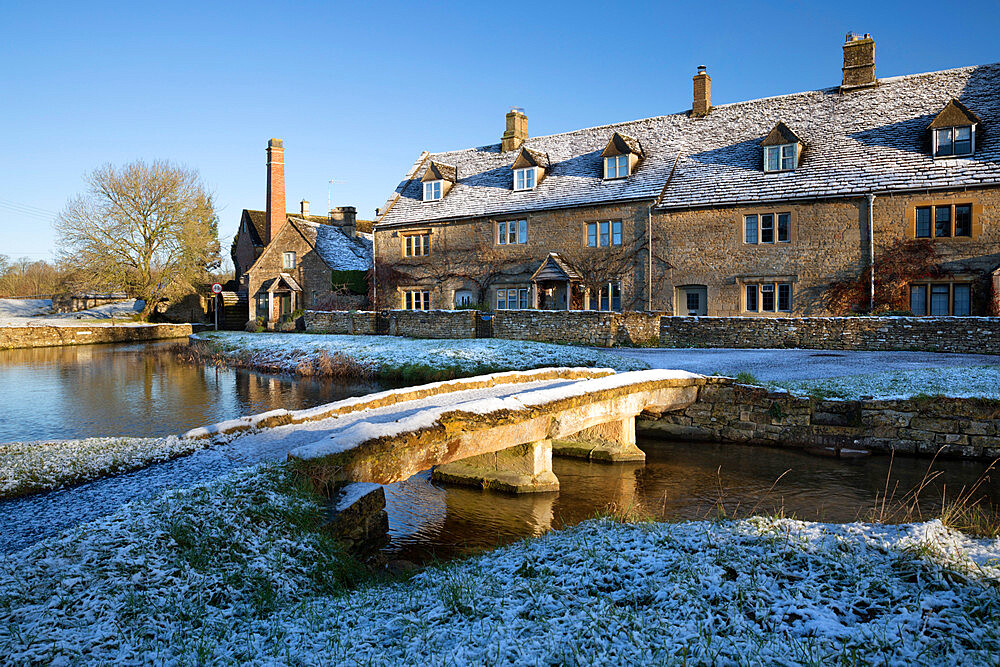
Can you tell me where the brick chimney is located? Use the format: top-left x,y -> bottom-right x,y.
501,108 -> 528,152
692,66 -> 711,117
300,199 -> 309,217
265,138 -> 286,244
841,33 -> 876,91
329,206 -> 357,237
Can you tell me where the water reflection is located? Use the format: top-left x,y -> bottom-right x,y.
384,439 -> 999,562
0,342 -> 386,441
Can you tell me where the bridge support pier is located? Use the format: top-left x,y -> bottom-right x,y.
552,416 -> 646,462
432,440 -> 560,494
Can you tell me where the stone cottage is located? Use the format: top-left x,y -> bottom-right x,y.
231,139 -> 373,324
373,34 -> 1000,317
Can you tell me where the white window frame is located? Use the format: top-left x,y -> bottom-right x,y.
423,180 -> 443,201
497,219 -> 527,245
513,167 -> 536,191
603,154 -> 629,179
764,143 -> 797,172
402,232 -> 430,257
402,289 -> 430,310
933,125 -> 975,158
496,287 -> 530,310
282,251 -> 296,270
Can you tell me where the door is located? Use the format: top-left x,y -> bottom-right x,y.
680,286 -> 708,316
475,312 -> 494,338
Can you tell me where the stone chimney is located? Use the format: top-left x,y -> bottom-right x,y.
501,108 -> 528,152
265,138 -> 286,244
329,206 -> 357,237
841,32 -> 876,91
300,199 -> 309,217
692,65 -> 711,117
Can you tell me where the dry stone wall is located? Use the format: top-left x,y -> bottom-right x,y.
304,310 -> 376,335
492,311 -> 660,346
0,324 -> 194,350
660,316 -> 1000,354
639,382 -> 1000,460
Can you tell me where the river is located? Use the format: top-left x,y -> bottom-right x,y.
1,342 -> 996,559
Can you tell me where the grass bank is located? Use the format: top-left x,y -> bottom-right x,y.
183,331 -> 648,383
1,461 -> 997,664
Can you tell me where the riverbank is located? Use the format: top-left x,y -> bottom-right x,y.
1,462 -> 997,665
187,331 -> 648,381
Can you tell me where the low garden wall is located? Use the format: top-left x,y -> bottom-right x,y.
639,382 -> 1000,460
492,311 -> 660,346
305,310 -> 376,335
659,316 -> 1000,354
0,324 -> 195,350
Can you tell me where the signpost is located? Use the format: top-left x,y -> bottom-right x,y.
211,283 -> 222,330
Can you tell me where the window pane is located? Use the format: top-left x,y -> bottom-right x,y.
766,147 -> 779,171
777,213 -> 790,242
496,290 -> 505,310
744,215 -> 758,244
587,222 -> 597,247
604,157 -> 613,178
909,285 -> 926,315
497,221 -> 506,244
953,284 -> 971,316
955,205 -> 972,236
777,284 -> 791,312
612,220 -> 622,245
600,221 -> 610,247
930,284 -> 950,315
519,289 -> 529,310
936,128 -> 953,156
761,284 -> 775,311
518,219 -> 527,244
600,286 -> 610,311
509,223 -> 517,245
745,285 -> 758,311
915,207 -> 931,238
686,292 -> 699,313
935,206 -> 951,237
954,126 -> 972,154
781,144 -> 795,170
611,284 -> 621,311
526,169 -> 535,188
761,214 -> 774,243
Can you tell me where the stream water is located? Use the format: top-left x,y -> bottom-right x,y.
1,342 -> 996,559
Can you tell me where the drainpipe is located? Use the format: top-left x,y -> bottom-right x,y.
371,227 -> 378,309
867,193 -> 876,313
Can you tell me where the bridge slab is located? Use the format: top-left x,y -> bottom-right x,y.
432,440 -> 560,494
552,416 -> 645,462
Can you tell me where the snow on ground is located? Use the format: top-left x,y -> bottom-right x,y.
0,463 -> 997,665
196,331 -> 650,375
603,347 -> 1000,399
0,436 -> 206,500
0,298 -> 144,326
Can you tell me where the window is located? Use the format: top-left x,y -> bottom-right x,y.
744,212 -> 791,244
747,283 -> 791,313
282,252 -> 296,270
587,220 -> 622,247
514,168 -> 536,191
256,292 -> 269,318
402,232 -> 430,257
764,144 -> 797,172
914,204 -> 973,238
587,283 -> 621,311
604,154 -> 629,179
403,289 -> 430,310
497,219 -> 527,245
934,126 -> 974,157
423,180 -> 443,201
455,290 -> 474,307
909,282 -> 971,316
496,288 -> 530,310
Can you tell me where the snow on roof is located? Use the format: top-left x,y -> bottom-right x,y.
290,217 -> 372,271
378,62 -> 1000,226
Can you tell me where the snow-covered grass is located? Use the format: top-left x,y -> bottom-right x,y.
0,436 -> 205,500
1,463 -> 998,665
192,331 -> 649,380
773,365 -> 1000,400
0,298 -> 145,326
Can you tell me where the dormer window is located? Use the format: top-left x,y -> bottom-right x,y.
934,126 -> 974,157
423,180 -> 443,201
514,167 -> 536,191
761,122 -> 802,173
601,132 -> 644,181
928,99 -> 980,159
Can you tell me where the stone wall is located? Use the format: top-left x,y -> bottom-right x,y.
51,294 -> 128,313
492,310 -> 660,346
389,310 -> 475,339
0,324 -> 194,350
639,381 -> 1000,460
659,315 -> 1000,354
305,310 -> 376,335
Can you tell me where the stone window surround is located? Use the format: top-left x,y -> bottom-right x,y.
738,275 -> 797,315
495,286 -> 531,310
400,229 -> 432,257
905,199 -> 981,240
908,278 -> 974,316
496,219 -> 528,245
739,208 -> 797,244
399,287 -> 431,310
584,219 -> 624,247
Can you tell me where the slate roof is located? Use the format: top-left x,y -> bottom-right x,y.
531,253 -> 583,282
289,217 -> 373,272
242,209 -> 373,247
377,62 -> 1000,227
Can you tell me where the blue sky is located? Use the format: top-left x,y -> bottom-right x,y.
2,0 -> 1000,264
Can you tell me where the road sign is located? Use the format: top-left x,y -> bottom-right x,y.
211,283 -> 223,294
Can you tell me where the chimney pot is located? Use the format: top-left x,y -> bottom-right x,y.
501,108 -> 528,152
300,199 -> 309,217
265,138 -> 286,245
841,32 -> 876,91
692,66 -> 711,117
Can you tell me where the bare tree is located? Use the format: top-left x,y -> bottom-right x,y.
55,160 -> 220,320
560,237 -> 649,310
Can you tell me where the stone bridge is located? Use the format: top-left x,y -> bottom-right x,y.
286,368 -> 722,494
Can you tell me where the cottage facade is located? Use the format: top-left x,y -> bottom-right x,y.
373,35 -> 1000,317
